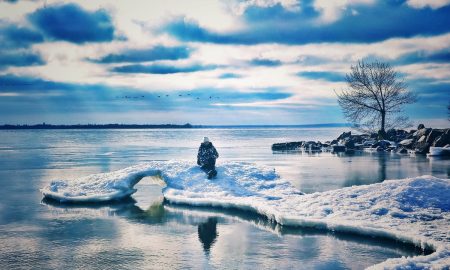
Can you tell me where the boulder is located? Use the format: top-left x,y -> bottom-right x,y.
399,139 -> 414,148
337,131 -> 351,141
373,140 -> 391,149
272,141 -> 303,151
386,129 -> 397,141
417,135 -> 426,143
426,129 -> 444,144
433,129 -> 450,147
304,141 -> 321,151
415,136 -> 431,154
397,147 -> 408,154
378,129 -> 387,140
362,140 -> 376,147
415,142 -> 430,154
417,124 -> 425,130
413,128 -> 432,138
344,139 -> 355,149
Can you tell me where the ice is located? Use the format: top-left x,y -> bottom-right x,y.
41,161 -> 450,269
429,146 -> 450,156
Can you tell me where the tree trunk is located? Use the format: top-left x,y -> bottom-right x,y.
379,111 -> 386,139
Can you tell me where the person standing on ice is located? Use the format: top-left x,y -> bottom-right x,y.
197,137 -> 219,179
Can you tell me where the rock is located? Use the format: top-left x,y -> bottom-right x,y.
330,139 -> 338,145
272,141 -> 303,151
413,128 -> 432,138
310,145 -> 321,151
386,129 -> 397,141
433,129 -> 450,147
373,140 -> 391,148
397,147 -> 408,154
417,124 -> 425,130
415,142 -> 430,154
304,141 -> 321,151
399,139 -> 414,148
417,135 -> 426,143
337,131 -> 351,141
415,136 -> 431,154
426,129 -> 444,144
351,134 -> 369,144
362,140 -> 376,147
344,139 -> 355,149
378,129 -> 387,139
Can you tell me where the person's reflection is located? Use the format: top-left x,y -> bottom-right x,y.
378,153 -> 387,182
198,217 -> 218,255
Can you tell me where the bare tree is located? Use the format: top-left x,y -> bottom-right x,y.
336,60 -> 416,135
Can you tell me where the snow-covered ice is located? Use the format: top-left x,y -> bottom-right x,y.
429,146 -> 450,157
41,161 -> 450,269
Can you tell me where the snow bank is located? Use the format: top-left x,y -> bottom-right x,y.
429,146 -> 450,157
41,161 -> 450,269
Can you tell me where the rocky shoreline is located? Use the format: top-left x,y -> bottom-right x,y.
272,124 -> 450,155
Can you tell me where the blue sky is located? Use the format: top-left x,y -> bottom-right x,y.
0,0 -> 449,126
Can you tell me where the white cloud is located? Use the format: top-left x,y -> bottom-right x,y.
313,0 -> 375,24
407,0 -> 450,9
226,0 -> 300,15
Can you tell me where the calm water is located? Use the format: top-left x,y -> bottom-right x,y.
0,128 -> 447,269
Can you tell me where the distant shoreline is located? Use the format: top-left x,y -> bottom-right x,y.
0,123 -> 350,130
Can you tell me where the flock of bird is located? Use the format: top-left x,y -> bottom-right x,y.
115,94 -> 221,100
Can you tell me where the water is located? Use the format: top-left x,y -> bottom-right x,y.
0,128 -> 446,269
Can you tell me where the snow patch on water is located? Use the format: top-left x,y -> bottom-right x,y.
41,161 -> 450,269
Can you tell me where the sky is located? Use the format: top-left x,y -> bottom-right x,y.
0,0 -> 449,126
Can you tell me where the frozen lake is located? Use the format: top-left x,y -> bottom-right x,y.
0,128 -> 447,269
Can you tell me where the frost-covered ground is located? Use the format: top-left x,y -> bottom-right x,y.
41,161 -> 450,269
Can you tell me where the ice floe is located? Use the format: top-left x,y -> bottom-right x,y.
41,161 -> 450,269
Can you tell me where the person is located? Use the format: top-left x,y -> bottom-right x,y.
197,137 -> 219,179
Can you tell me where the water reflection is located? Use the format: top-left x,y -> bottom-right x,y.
270,150 -> 449,193
40,197 -> 431,257
198,218 -> 218,255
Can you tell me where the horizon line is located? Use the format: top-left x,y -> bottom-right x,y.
0,123 -> 351,129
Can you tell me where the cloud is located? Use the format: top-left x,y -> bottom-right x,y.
394,49 -> 450,65
0,74 -> 84,92
28,3 -> 115,43
407,0 -> 450,9
0,75 -> 293,120
111,64 -> 218,74
90,45 -> 191,63
219,73 -> 242,79
249,58 -> 282,66
0,51 -> 45,69
162,2 -> 450,45
297,71 -> 345,82
0,23 -> 44,49
405,79 -> 450,121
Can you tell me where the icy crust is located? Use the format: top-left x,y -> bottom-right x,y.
41,162 -> 165,202
41,161 -> 450,269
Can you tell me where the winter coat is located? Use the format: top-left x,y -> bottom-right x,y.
197,142 -> 219,165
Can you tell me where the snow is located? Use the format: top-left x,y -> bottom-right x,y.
41,161 -> 450,269
429,146 -> 450,157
